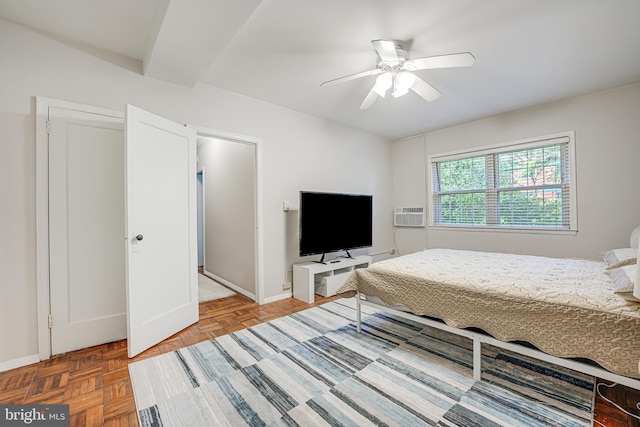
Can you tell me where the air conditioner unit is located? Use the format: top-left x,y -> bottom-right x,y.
394,207 -> 425,227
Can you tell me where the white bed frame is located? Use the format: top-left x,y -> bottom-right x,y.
355,292 -> 640,391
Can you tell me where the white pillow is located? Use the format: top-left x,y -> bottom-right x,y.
631,225 -> 640,248
609,264 -> 636,293
599,248 -> 637,269
609,265 -> 639,303
635,246 -> 640,299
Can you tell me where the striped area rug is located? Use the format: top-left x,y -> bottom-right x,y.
129,299 -> 594,426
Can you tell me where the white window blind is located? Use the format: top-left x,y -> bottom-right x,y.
429,132 -> 576,231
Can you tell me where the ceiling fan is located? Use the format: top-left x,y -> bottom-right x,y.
321,39 -> 475,109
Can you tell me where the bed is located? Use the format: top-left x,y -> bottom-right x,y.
336,240 -> 640,388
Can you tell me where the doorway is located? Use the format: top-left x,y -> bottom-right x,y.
195,128 -> 263,303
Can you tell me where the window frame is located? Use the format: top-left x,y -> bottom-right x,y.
427,131 -> 577,234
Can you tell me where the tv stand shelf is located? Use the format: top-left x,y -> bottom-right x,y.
293,255 -> 371,304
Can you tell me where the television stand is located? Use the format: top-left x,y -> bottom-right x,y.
314,250 -> 355,265
293,255 -> 372,303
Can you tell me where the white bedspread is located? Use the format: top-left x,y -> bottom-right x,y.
375,249 -> 639,314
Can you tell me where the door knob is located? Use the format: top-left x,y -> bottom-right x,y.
135,234 -> 143,241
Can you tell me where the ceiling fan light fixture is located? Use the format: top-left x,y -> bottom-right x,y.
392,71 -> 416,97
373,72 -> 393,97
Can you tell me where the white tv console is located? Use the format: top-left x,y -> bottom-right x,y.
293,255 -> 371,304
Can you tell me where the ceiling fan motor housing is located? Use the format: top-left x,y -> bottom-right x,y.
378,41 -> 410,67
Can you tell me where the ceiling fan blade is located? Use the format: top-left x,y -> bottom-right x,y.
359,87 -> 379,109
410,76 -> 441,102
371,39 -> 399,64
409,52 -> 475,70
321,68 -> 382,86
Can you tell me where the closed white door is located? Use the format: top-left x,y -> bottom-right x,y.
125,105 -> 198,358
48,107 -> 126,355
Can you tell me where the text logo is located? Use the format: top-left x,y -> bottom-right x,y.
0,405 -> 69,426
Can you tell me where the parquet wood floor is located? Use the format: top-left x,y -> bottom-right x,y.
1,291 -> 638,426
0,292 -> 337,426
594,380 -> 640,427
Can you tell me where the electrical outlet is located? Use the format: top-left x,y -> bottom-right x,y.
282,282 -> 291,291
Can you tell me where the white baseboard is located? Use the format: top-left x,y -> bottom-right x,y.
0,354 -> 40,373
203,270 -> 256,301
201,270 -> 295,305
263,291 -> 293,304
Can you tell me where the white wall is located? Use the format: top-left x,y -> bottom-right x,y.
0,18 -> 393,367
282,136 -> 395,283
391,135 -> 428,256
393,82 -> 640,259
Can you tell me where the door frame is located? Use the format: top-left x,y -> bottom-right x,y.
35,97 -> 124,360
196,169 -> 205,267
190,125 -> 264,304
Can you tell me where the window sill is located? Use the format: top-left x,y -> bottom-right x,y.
429,225 -> 578,236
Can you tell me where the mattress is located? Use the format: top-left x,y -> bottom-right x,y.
337,248 -> 640,378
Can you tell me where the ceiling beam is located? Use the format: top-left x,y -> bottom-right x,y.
143,0 -> 262,87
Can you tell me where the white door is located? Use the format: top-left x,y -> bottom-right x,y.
125,105 -> 198,358
48,107 -> 126,354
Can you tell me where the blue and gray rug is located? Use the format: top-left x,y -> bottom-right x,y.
129,299 -> 594,426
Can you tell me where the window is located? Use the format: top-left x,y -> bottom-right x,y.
429,132 -> 576,232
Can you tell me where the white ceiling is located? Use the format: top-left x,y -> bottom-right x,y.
2,0 -> 639,140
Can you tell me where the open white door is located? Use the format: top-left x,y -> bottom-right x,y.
125,105 -> 198,358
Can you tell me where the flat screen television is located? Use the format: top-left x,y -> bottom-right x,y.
299,191 -> 373,262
